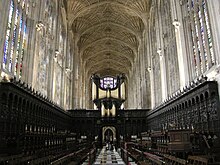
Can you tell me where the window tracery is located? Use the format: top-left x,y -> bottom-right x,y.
184,0 -> 214,77
2,0 -> 28,79
100,77 -> 117,89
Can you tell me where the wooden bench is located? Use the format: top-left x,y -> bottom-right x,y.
143,152 -> 165,165
138,160 -> 156,165
163,154 -> 186,165
0,153 -> 24,162
187,156 -> 208,165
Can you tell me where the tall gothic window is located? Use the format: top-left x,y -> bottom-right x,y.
19,20 -> 27,78
2,0 -> 28,79
3,0 -> 14,71
183,0 -> 214,77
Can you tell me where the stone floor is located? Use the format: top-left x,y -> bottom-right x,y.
82,147 -> 125,165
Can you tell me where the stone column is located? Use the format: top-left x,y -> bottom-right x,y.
140,35 -> 147,108
67,29 -> 74,108
172,21 -> 188,87
24,0 -> 41,85
81,63 -> 86,108
31,0 -> 47,92
127,75 -> 131,108
136,62 -> 141,108
50,0 -> 59,100
128,71 -> 135,108
128,70 -> 132,108
170,0 -> 190,88
61,37 -> 66,108
143,28 -> 151,109
78,60 -> 83,108
26,13 -> 38,86
72,33 -> 80,109
146,23 -> 155,109
141,33 -> 146,108
156,3 -> 168,102
85,72 -> 91,109
148,66 -> 155,109
157,49 -> 167,101
138,42 -> 143,108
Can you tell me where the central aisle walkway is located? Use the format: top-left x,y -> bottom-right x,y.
93,147 -> 125,165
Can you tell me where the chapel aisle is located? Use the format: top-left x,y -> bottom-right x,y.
92,147 -> 125,165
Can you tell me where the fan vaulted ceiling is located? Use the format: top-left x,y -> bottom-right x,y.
68,0 -> 151,76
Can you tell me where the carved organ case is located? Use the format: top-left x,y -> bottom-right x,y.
91,74 -> 126,117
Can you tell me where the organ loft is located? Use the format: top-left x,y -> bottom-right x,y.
0,0 -> 220,164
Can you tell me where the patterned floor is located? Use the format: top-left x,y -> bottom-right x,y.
83,147 -> 125,165
92,147 -> 125,165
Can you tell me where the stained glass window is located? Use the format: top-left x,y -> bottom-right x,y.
2,0 -> 28,79
202,0 -> 214,64
9,8 -> 19,72
186,0 -> 214,77
100,77 -> 117,89
14,14 -> 23,76
3,0 -> 14,70
19,22 -> 27,78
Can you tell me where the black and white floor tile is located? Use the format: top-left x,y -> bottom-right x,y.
93,147 -> 125,165
82,147 -> 138,165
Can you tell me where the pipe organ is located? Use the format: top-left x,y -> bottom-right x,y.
91,74 -> 126,117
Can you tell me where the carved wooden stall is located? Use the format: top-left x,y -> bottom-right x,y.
151,131 -> 169,155
140,132 -> 152,150
0,80 -> 85,164
168,129 -> 192,155
146,79 -> 220,162
120,142 -> 165,165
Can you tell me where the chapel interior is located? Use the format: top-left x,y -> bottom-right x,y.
0,0 -> 220,164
